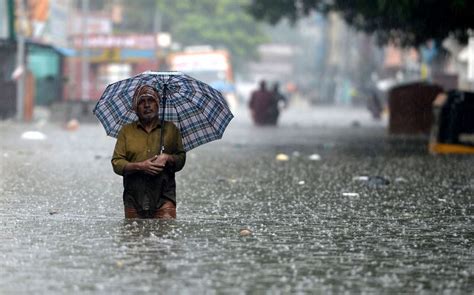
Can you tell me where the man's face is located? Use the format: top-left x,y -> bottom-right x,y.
136,95 -> 159,122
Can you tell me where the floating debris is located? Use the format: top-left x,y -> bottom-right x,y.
216,177 -> 237,184
342,192 -> 360,197
21,131 -> 46,141
395,177 -> 408,183
353,176 -> 369,181
298,180 -> 305,185
308,154 -> 321,161
66,119 -> 80,131
276,153 -> 289,161
353,176 -> 390,187
239,228 -> 252,236
116,260 -> 124,268
48,209 -> 59,215
216,177 -> 228,183
367,176 -> 390,186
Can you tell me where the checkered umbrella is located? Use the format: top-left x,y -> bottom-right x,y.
92,71 -> 234,151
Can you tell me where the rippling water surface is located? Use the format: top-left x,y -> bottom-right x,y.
0,108 -> 472,293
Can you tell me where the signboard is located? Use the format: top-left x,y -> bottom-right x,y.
171,53 -> 229,71
73,34 -> 157,49
46,0 -> 69,47
70,14 -> 112,35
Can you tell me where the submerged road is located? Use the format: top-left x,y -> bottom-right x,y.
0,105 -> 472,293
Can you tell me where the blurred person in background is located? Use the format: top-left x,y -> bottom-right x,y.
249,80 -> 273,125
111,85 -> 186,219
268,82 -> 288,125
367,89 -> 383,120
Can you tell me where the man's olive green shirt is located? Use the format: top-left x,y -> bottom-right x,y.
111,120 -> 186,175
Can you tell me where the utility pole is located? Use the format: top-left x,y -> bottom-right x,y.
153,1 -> 162,34
81,0 -> 90,101
15,0 -> 27,121
66,0 -> 76,100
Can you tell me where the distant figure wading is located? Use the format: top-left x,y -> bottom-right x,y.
269,82 -> 287,125
249,80 -> 287,126
249,80 -> 273,125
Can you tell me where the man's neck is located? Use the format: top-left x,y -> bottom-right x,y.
139,118 -> 159,133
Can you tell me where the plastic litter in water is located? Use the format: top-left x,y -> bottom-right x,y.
276,153 -> 289,161
308,154 -> 321,161
352,176 -> 390,186
353,176 -> 369,181
239,228 -> 252,236
48,209 -> 59,215
21,131 -> 46,140
342,192 -> 360,197
367,176 -> 390,186
66,119 -> 80,131
395,177 -> 408,183
298,180 -> 305,185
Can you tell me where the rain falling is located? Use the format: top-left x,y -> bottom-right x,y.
1,0 -> 473,294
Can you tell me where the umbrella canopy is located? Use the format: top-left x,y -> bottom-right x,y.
93,71 -> 234,151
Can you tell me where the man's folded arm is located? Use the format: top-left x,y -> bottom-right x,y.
111,128 -> 129,176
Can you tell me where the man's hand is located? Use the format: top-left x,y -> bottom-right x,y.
152,153 -> 175,168
140,155 -> 165,175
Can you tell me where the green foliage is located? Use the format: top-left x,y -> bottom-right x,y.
119,0 -> 268,69
247,0 -> 474,46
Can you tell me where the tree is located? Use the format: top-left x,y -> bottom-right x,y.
247,0 -> 474,47
119,0 -> 268,70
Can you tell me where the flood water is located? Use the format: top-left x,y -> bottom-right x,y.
0,106 -> 472,294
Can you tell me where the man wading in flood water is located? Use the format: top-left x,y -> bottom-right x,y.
111,85 -> 186,219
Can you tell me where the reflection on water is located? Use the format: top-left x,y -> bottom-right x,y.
0,117 -> 472,293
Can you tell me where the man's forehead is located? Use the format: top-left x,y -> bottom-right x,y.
138,94 -> 159,100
